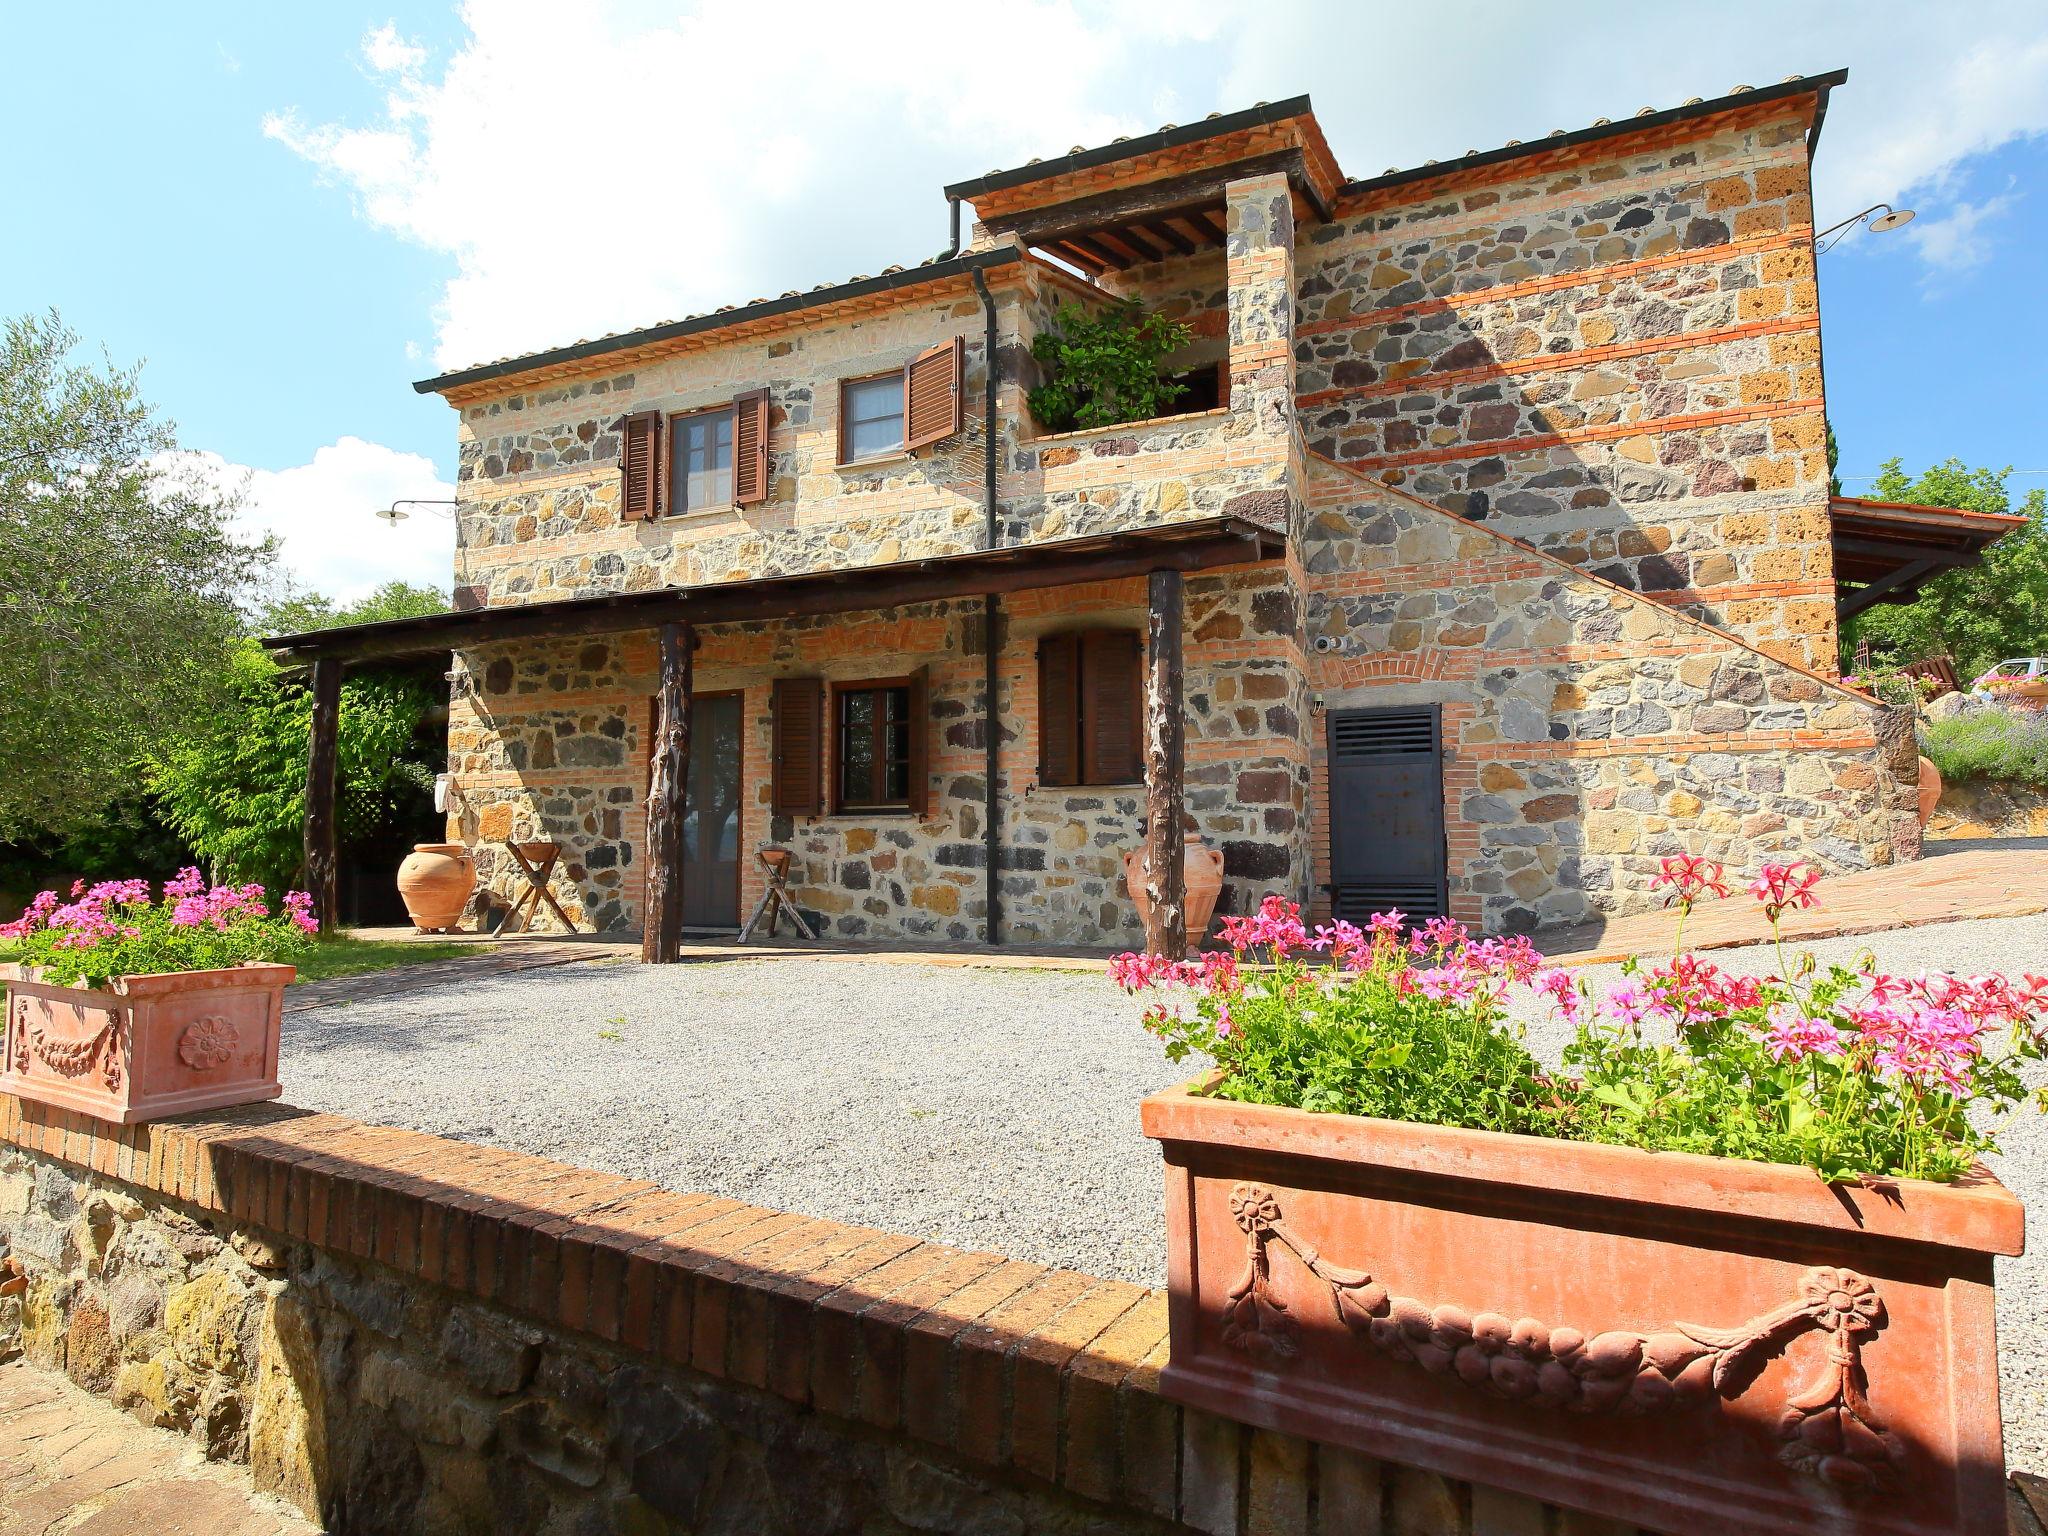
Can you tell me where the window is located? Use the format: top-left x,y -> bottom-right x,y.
836,682 -> 912,808
824,671 -> 930,814
839,374 -> 906,463
1038,630 -> 1143,787
669,406 -> 733,512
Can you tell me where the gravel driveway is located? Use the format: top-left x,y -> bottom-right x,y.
283,914 -> 2047,1474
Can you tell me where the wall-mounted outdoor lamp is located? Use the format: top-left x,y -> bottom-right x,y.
1814,202 -> 1916,255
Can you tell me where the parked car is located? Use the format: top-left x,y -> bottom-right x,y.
1973,657 -> 2048,702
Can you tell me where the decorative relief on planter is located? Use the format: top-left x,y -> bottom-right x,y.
19,1001 -> 126,1093
176,1015 -> 240,1070
1223,1182 -> 1904,1492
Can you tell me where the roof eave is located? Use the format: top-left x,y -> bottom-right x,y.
944,95 -> 1317,203
412,246 -> 1027,398
1337,70 -> 1848,204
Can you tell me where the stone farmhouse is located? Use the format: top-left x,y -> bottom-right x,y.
270,70 -> 2003,953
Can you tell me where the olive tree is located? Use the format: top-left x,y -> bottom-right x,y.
0,310 -> 273,838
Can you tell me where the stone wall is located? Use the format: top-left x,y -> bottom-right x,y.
0,1098 -> 1658,1536
1302,459 -> 1916,932
452,248 -> 1284,613
1294,97 -> 1835,671
449,564 -> 1312,944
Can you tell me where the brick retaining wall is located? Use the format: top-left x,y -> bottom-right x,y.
0,1096 -> 1652,1535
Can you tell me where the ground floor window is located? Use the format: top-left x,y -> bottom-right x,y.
834,680 -> 913,810
1037,629 -> 1143,786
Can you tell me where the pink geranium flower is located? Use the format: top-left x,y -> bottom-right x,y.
1749,861 -> 1820,921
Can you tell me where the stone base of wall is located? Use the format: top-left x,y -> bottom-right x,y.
0,1097 -> 1662,1536
1928,778 -> 2048,842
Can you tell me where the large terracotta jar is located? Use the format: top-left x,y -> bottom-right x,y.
396,843 -> 476,933
1143,1081 -> 2020,1536
2,963 -> 292,1125
1917,754 -> 1943,827
1123,833 -> 1226,953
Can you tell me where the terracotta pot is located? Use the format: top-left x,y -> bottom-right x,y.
2,964 -> 292,1125
1123,834 -> 1226,952
396,842 -> 475,933
1142,1080 -> 2020,1536
1916,754 -> 1943,828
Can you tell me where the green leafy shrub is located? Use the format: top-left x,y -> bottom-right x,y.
1118,860 -> 2047,1184
1027,300 -> 1194,433
146,642 -> 436,891
1921,708 -> 2048,789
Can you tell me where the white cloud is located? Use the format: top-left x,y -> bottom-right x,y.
268,1 -> 2048,368
263,0 -> 1219,370
361,23 -> 426,76
1902,189 -> 2021,274
182,437 -> 456,604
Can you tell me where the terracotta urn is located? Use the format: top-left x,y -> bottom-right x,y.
1916,754 -> 1943,828
1142,1080 -> 2021,1536
1124,833 -> 1226,952
2,964 -> 292,1125
396,843 -> 476,933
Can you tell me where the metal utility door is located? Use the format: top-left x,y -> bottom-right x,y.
681,693 -> 743,928
1326,705 -> 1449,922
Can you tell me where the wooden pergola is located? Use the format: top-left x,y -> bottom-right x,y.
262,515 -> 1285,961
1831,496 -> 2025,619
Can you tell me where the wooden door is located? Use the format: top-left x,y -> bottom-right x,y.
1327,705 -> 1448,922
678,692 -> 743,928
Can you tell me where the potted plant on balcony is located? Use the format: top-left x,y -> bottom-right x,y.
1119,862 -> 2039,1536
1,869 -> 314,1125
1028,299 -> 1193,433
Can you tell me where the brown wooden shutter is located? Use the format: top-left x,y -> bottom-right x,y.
1037,633 -> 1079,787
905,666 -> 930,815
903,336 -> 964,450
733,389 -> 770,506
619,411 -> 661,521
771,676 -> 823,816
1080,630 -> 1143,784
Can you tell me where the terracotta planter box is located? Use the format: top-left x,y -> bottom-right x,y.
1142,1081 -> 2024,1536
2,964 -> 292,1125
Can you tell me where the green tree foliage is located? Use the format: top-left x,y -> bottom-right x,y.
1841,458 -> 2048,681
1027,300 -> 1194,432
146,642 -> 438,892
0,310 -> 273,839
260,579 -> 450,634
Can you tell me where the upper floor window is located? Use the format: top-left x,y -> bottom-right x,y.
836,338 -> 965,465
619,388 -> 769,522
670,406 -> 733,511
840,374 -> 906,463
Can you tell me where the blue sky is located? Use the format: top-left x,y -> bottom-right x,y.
6,3 -> 2046,597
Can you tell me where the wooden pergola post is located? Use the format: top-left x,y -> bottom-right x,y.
303,656 -> 342,937
1143,568 -> 1187,957
642,621 -> 694,964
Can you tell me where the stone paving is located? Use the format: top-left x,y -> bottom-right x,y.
1539,840 -> 2048,965
0,1360 -> 316,1536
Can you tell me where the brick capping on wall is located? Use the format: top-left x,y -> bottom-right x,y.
0,1094 -> 1671,1535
